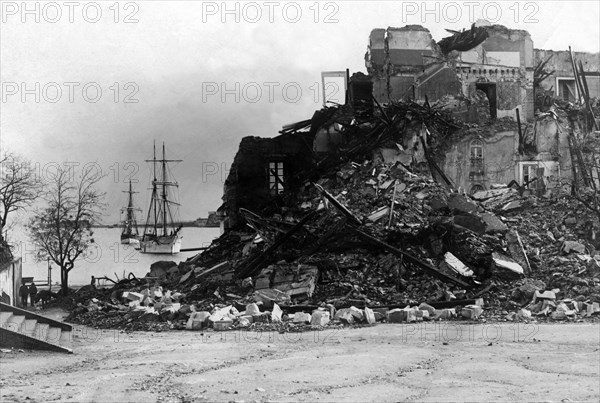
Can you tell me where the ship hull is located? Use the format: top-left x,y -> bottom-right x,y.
120,237 -> 140,246
120,231 -> 140,246
140,234 -> 182,254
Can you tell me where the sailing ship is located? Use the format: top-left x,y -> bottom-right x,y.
140,142 -> 183,254
120,180 -> 141,246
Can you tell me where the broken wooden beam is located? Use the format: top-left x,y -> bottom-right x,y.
569,46 -> 585,104
388,180 -> 398,227
516,108 -> 523,154
353,228 -> 471,288
313,183 -> 362,225
578,59 -> 599,131
505,230 -> 531,276
235,211 -> 318,279
421,127 -> 455,189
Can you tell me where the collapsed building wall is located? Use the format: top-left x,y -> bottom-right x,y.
221,24 -> 591,226
535,49 -> 600,103
441,116 -> 573,194
221,133 -> 314,228
366,24 -> 535,121
524,114 -> 571,191
454,25 -> 535,120
442,130 -> 517,193
366,25 -> 458,103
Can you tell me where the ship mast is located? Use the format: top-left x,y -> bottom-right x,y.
144,141 -> 159,237
143,140 -> 181,239
122,180 -> 139,235
162,142 -> 168,236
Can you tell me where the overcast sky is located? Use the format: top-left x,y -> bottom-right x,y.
1,0 -> 599,224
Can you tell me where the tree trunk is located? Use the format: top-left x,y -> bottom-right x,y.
61,267 -> 69,296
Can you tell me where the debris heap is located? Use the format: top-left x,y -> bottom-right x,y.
66,99 -> 600,331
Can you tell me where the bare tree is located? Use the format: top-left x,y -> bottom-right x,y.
27,165 -> 105,295
0,152 -> 42,242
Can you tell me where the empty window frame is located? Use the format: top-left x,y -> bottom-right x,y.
522,163 -> 539,188
268,161 -> 285,195
556,78 -> 578,102
470,140 -> 484,174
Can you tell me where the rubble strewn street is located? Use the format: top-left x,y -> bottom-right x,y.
1,320 -> 599,402
2,9 -> 600,403
64,99 -> 600,333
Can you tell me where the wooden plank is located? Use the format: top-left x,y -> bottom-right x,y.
314,183 -> 362,225
578,60 -> 599,131
516,108 -> 523,154
388,181 -> 398,226
353,228 -> 471,288
569,46 -> 584,103
236,211 -> 318,279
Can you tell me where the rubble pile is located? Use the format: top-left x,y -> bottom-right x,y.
67,170 -> 600,331
65,99 -> 600,331
66,280 -> 186,331
474,190 -> 600,319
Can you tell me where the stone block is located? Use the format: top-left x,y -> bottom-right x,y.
481,212 -> 508,234
374,312 -> 385,322
440,252 -> 474,277
335,306 -> 364,324
363,307 -> 376,324
517,308 -> 531,320
492,252 -> 524,278
271,303 -> 283,322
387,308 -> 415,323
245,303 -> 261,316
461,305 -> 483,319
124,292 -> 144,301
240,314 -> 254,324
561,241 -> 586,254
448,194 -> 478,214
186,311 -> 211,330
418,303 -> 435,316
434,308 -> 456,319
372,307 -> 389,316
213,318 -> 233,331
252,312 -> 270,323
532,290 -> 556,302
429,197 -> 448,211
310,310 -> 330,326
453,214 -> 486,234
293,312 -> 312,323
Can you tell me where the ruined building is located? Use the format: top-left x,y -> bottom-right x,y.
366,24 -> 534,119
534,49 -> 600,103
219,23 -> 600,228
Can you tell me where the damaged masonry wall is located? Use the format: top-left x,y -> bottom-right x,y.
441,117 -> 571,195
63,27 -> 600,334
455,24 -> 535,121
367,24 -> 535,120
366,23 -> 594,194
221,133 -> 314,228
222,24 -> 594,224
366,26 -> 461,103
534,49 -> 600,103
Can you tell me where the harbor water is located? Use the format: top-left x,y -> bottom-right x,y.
8,227 -> 221,286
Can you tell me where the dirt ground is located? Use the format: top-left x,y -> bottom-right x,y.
1,309 -> 599,403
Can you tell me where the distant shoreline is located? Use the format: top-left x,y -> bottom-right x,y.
92,222 -> 219,229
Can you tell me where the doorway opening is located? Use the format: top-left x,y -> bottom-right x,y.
476,82 -> 497,119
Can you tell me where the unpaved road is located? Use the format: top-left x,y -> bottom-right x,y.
1,318 -> 599,402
